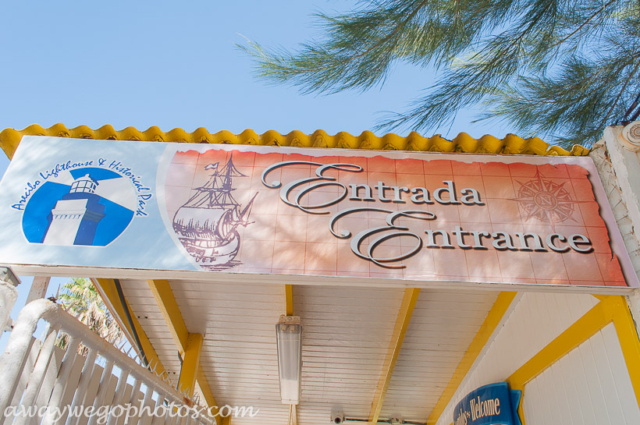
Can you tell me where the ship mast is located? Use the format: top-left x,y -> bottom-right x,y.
183,155 -> 247,210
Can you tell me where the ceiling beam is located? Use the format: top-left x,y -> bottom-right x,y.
426,291 -> 518,425
285,284 -> 294,316
146,279 -> 222,425
198,368 -> 222,422
369,288 -> 421,425
147,279 -> 189,354
93,278 -> 166,376
178,334 -> 203,397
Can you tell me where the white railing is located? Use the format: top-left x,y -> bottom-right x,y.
0,299 -> 214,425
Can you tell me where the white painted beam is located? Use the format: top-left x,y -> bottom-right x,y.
26,276 -> 50,304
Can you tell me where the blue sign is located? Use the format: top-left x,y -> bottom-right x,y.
453,383 -> 522,425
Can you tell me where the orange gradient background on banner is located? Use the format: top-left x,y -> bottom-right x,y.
163,148 -> 626,287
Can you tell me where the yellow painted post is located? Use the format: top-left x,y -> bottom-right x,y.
369,288 -> 420,425
178,334 -> 204,398
285,284 -> 294,316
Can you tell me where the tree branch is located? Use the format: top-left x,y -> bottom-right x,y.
549,0 -> 617,49
336,0 -> 431,62
603,60 -> 640,125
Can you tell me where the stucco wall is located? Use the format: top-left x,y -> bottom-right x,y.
592,125 -> 640,326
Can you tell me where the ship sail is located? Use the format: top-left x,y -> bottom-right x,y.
172,154 -> 257,268
182,156 -> 247,210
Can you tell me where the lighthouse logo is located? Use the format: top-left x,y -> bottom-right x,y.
21,167 -> 138,246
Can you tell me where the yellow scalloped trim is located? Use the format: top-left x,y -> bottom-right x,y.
0,124 -> 590,160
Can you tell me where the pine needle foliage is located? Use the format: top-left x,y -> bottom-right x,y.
56,278 -> 123,356
242,0 -> 640,147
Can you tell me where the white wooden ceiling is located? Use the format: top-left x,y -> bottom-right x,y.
119,279 -> 500,425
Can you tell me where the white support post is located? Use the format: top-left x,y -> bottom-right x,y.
26,276 -> 51,305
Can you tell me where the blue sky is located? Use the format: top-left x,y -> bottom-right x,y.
0,1 -> 508,348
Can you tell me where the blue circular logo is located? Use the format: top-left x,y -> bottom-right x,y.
23,167 -> 137,246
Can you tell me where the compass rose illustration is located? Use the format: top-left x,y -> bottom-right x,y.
511,170 -> 589,225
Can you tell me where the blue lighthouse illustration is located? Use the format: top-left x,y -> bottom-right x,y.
42,174 -> 106,246
23,166 -> 138,247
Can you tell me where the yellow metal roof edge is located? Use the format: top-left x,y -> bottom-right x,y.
0,123 -> 590,160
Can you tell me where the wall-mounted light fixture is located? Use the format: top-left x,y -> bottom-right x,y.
276,314 -> 302,405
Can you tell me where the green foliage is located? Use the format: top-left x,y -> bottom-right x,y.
56,278 -> 123,354
242,0 -> 640,147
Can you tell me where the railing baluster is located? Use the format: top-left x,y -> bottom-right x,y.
64,348 -> 98,425
12,328 -> 58,425
42,336 -> 81,425
106,369 -> 129,425
86,360 -> 114,425
126,377 -> 143,425
151,396 -> 166,425
128,379 -> 142,405
183,408 -> 192,425
138,385 -> 155,425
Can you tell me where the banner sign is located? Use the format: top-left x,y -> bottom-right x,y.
454,383 -> 522,425
0,136 -> 636,290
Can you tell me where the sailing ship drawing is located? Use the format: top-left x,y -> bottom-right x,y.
172,155 -> 257,269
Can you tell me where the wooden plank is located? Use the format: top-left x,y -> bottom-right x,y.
75,364 -> 103,425
34,346 -> 64,420
57,352 -> 86,425
147,280 -> 189,354
368,288 -> 420,425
